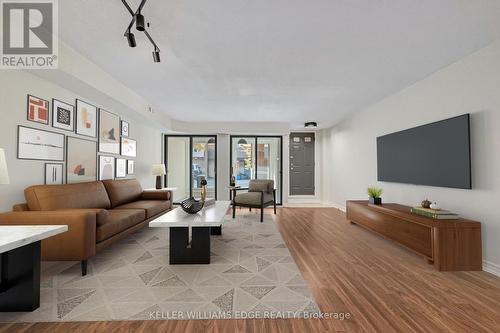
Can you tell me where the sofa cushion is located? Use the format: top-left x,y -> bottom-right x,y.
56,208 -> 110,226
25,181 -> 111,211
141,190 -> 171,201
96,209 -> 146,242
116,200 -> 170,218
102,179 -> 143,208
248,179 -> 274,193
235,192 -> 274,205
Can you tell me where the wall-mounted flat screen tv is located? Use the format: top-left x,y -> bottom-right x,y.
377,114 -> 471,189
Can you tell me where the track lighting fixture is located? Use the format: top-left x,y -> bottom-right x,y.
125,31 -> 136,47
152,49 -> 160,62
135,12 -> 145,31
120,0 -> 161,62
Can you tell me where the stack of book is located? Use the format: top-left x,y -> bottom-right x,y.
410,207 -> 459,219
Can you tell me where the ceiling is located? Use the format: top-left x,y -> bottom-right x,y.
58,0 -> 500,129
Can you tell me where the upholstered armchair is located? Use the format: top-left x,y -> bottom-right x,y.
232,179 -> 277,222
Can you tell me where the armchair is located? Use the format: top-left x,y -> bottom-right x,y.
232,179 -> 276,222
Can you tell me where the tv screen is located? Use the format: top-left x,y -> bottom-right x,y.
377,114 -> 471,189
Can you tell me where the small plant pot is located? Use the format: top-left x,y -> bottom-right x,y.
369,197 -> 382,205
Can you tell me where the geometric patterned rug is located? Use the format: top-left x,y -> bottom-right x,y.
0,212 -> 320,322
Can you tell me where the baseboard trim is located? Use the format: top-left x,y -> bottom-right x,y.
327,201 -> 346,212
483,260 -> 500,277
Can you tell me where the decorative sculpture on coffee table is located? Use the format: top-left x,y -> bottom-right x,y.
181,197 -> 204,214
200,177 -> 208,202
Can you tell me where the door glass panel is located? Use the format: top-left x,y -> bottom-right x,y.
192,137 -> 216,199
257,137 -> 281,203
167,137 -> 190,202
231,137 -> 255,188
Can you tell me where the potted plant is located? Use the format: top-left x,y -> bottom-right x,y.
367,186 -> 383,205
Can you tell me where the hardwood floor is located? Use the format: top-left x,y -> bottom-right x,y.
2,207 -> 500,332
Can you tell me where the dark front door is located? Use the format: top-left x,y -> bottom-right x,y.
289,133 -> 315,195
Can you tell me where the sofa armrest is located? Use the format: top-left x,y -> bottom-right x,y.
0,210 -> 97,261
142,190 -> 171,201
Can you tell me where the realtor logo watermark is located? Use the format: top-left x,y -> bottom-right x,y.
1,0 -> 58,69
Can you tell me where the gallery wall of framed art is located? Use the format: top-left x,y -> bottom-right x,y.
15,92 -> 138,186
0,70 -> 164,213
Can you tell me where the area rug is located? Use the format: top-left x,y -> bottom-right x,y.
0,212 -> 320,322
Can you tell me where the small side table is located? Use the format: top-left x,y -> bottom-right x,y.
0,225 -> 67,312
228,186 -> 241,201
144,187 -> 177,192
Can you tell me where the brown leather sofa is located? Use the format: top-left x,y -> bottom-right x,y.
0,179 -> 172,275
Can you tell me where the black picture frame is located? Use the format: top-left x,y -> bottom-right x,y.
98,155 -> 115,181
26,94 -> 50,125
98,108 -> 121,154
66,136 -> 98,184
120,137 -> 137,157
116,158 -> 127,178
17,125 -> 65,161
75,99 -> 98,138
121,120 -> 130,137
44,163 -> 64,185
127,160 -> 135,175
52,98 -> 75,132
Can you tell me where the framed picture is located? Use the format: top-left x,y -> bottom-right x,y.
121,137 -> 137,157
99,155 -> 115,180
66,137 -> 97,184
45,163 -> 64,185
52,99 -> 74,132
121,120 -> 129,137
27,95 -> 49,125
76,99 -> 97,138
17,125 -> 64,161
98,109 -> 120,154
116,158 -> 127,178
127,160 -> 135,174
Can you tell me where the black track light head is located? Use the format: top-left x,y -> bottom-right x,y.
135,12 -> 145,31
125,31 -> 136,47
152,49 -> 160,62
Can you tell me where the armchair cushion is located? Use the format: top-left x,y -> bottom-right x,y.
235,192 -> 274,206
249,179 -> 274,193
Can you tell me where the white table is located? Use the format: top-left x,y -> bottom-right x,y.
149,201 -> 230,264
0,225 -> 67,312
144,187 -> 178,192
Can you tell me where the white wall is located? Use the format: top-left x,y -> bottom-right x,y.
322,40 -> 500,272
0,70 -> 163,212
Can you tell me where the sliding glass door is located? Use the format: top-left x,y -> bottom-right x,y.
191,137 -> 216,200
165,135 -> 217,203
230,136 -> 282,204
